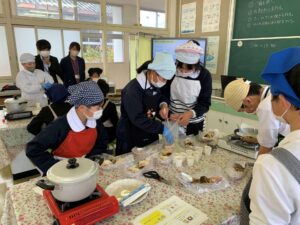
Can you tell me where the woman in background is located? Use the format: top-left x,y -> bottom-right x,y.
60,42 -> 86,87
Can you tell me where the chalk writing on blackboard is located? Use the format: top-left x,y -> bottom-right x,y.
246,0 -> 295,28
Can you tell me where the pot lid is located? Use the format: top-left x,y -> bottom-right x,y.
47,158 -> 98,183
4,97 -> 26,104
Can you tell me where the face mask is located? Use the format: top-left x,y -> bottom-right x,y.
85,109 -> 103,120
176,69 -> 194,77
40,51 -> 50,58
274,105 -> 290,124
70,50 -> 79,57
151,80 -> 166,88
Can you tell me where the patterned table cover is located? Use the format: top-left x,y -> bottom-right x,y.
1,148 -> 253,225
0,119 -> 33,170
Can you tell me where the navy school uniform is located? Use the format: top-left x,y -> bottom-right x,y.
162,66 -> 212,135
116,72 -> 167,155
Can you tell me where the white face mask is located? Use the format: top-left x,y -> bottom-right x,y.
274,105 -> 290,124
176,69 -> 194,77
151,80 -> 166,88
70,50 -> 79,57
84,108 -> 103,120
40,50 -> 50,58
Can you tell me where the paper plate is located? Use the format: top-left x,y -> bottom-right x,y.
105,179 -> 149,206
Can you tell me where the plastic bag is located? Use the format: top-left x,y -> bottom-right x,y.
177,166 -> 230,194
162,121 -> 179,144
225,160 -> 247,181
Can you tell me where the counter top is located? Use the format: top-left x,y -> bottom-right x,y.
1,147 -> 253,225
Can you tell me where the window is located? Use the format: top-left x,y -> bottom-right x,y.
0,0 -> 3,14
14,27 -> 37,69
106,31 -> 124,63
63,30 -> 81,56
140,0 -> 166,28
14,0 -> 59,19
62,0 -> 101,23
82,30 -> 102,63
106,0 -> 137,26
106,4 -> 122,25
0,26 -> 11,76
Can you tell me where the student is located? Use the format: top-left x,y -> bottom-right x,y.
97,79 -> 119,143
35,39 -> 63,83
240,47 -> 300,225
87,67 -> 103,82
26,81 -> 108,175
163,40 -> 212,135
16,53 -> 54,107
27,84 -> 72,135
116,52 -> 176,155
224,79 -> 290,154
60,42 -> 86,87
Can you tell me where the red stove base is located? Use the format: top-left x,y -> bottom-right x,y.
43,184 -> 119,225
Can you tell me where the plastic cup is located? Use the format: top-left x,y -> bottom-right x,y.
187,156 -> 195,167
132,147 -> 146,162
195,146 -> 203,155
204,145 -> 212,156
193,152 -> 201,162
186,149 -> 194,155
173,156 -> 184,168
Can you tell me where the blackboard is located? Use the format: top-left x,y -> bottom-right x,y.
228,39 -> 300,83
233,0 -> 300,39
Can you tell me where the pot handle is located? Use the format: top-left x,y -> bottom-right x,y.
66,158 -> 79,169
36,179 -> 55,190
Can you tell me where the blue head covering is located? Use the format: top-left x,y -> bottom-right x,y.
46,84 -> 69,103
148,52 -> 176,80
67,81 -> 104,107
261,47 -> 300,108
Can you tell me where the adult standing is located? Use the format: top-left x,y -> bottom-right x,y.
35,39 -> 63,83
60,42 -> 86,87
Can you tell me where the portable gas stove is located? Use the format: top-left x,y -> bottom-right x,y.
218,134 -> 259,159
43,184 -> 119,225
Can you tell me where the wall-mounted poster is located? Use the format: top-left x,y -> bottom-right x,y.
202,0 -> 221,33
206,36 -> 219,74
181,2 -> 196,34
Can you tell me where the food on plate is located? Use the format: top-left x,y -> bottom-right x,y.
138,160 -> 149,169
128,165 -> 140,173
100,158 -> 117,167
184,138 -> 194,147
204,131 -> 215,139
120,189 -> 130,197
161,147 -> 173,156
240,136 -> 258,144
233,163 -> 245,172
192,176 -> 223,184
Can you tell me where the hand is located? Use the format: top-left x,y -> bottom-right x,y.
163,126 -> 174,145
159,104 -> 169,120
42,82 -> 53,90
170,113 -> 180,121
177,111 -> 193,126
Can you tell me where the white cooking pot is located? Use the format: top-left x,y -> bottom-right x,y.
4,97 -> 27,113
36,158 -> 99,202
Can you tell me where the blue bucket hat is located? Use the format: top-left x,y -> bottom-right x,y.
261,47 -> 300,108
67,81 -> 104,107
46,84 -> 69,103
148,52 -> 176,80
